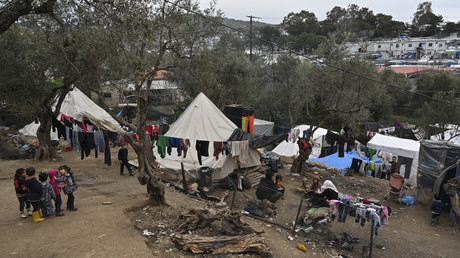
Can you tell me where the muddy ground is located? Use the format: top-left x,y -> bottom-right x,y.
1,148 -> 459,257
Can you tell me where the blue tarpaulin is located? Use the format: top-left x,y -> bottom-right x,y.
308,149 -> 382,170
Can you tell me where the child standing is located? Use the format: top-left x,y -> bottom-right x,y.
118,144 -> 133,176
24,167 -> 44,223
39,172 -> 56,218
57,165 -> 78,211
48,170 -> 64,216
431,194 -> 443,226
14,168 -> 31,218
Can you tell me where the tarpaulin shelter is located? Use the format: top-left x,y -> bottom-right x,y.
272,125 -> 330,159
367,133 -> 420,186
418,140 -> 460,199
308,149 -> 382,171
154,92 -> 260,180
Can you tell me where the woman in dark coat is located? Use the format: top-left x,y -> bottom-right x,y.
256,171 -> 282,203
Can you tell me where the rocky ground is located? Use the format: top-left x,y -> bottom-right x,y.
1,148 -> 459,257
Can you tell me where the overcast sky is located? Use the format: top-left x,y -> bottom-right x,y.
199,0 -> 460,24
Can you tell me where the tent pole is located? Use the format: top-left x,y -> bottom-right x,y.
181,162 -> 188,193
292,195 -> 304,235
369,216 -> 374,258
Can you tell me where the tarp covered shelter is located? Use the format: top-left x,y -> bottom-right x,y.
154,92 -> 260,180
367,133 -> 420,186
308,149 -> 382,171
253,118 -> 274,136
19,87 -> 123,138
272,125 -> 330,159
227,128 -> 286,149
418,140 -> 460,198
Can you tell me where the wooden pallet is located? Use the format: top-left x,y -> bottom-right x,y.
246,170 -> 265,187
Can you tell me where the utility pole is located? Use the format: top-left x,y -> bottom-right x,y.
247,15 -> 260,63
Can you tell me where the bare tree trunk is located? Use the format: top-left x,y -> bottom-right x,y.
35,108 -> 56,161
125,88 -> 166,205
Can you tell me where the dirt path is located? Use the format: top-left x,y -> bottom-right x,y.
1,150 -> 459,257
0,150 -> 152,257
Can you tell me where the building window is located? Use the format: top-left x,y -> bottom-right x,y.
396,44 -> 399,48
103,92 -> 112,98
408,44 -> 412,47
427,51 -> 432,55
428,43 -> 433,47
378,45 -> 381,49
439,44 -> 443,47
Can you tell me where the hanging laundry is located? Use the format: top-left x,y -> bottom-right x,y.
368,147 -> 376,159
337,136 -> 345,157
86,124 -> 94,132
213,142 -> 223,160
222,141 -> 230,156
179,138 -> 191,158
94,130 -> 105,152
156,135 -> 170,159
351,158 -> 362,173
78,132 -> 96,160
167,137 -> 181,156
196,140 -> 209,165
242,117 -> 247,132
230,141 -> 240,156
396,156 -> 413,179
359,160 -> 368,174
103,130 -> 111,166
248,115 -> 254,134
72,130 -> 80,151
65,127 -> 71,145
238,140 -> 249,164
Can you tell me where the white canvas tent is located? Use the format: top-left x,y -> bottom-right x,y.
19,122 -> 59,141
19,87 -> 123,138
367,133 -> 420,186
253,118 -> 274,136
154,92 -> 260,179
272,125 -> 329,158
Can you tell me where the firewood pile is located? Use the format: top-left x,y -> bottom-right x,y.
171,208 -> 272,256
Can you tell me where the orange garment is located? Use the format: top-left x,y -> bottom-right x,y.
248,115 -> 254,133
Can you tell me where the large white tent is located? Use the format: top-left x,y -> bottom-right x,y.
272,125 -> 330,158
367,133 -> 420,186
154,92 -> 260,179
19,87 -> 123,138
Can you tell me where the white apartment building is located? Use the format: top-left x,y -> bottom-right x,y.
347,37 -> 455,58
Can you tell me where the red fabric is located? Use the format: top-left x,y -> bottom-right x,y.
213,142 -> 223,160
65,147 -> 73,152
248,115 -> 254,134
153,125 -> 159,134
146,125 -> 153,137
82,123 -> 87,132
361,199 -> 370,204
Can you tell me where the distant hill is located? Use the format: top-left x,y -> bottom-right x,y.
222,17 -> 277,31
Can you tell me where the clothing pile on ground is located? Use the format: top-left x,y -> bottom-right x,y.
242,199 -> 278,218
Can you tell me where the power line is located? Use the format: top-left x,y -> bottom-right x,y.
163,0 -> 460,108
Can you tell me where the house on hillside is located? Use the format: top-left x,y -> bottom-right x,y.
91,70 -> 182,121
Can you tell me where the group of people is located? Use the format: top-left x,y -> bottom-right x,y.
14,165 -> 78,223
